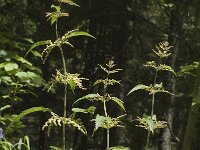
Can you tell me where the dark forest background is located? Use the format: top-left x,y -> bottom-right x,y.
0,0 -> 200,150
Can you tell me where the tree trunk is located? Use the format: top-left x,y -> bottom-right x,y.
181,62 -> 200,150
159,4 -> 181,150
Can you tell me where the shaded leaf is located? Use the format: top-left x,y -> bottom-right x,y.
26,40 -> 51,57
110,97 -> 126,111
14,56 -> 32,66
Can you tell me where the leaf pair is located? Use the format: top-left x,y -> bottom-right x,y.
136,114 -> 167,133
128,83 -> 174,95
73,93 -> 126,111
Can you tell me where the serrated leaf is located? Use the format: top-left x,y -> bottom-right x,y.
68,79 -> 76,93
72,106 -> 96,114
92,114 -> 106,131
110,97 -> 126,111
4,62 -> 18,71
73,94 -> 103,106
59,0 -> 80,7
65,30 -> 95,39
127,84 -> 149,95
25,40 -> 51,57
159,64 -> 176,75
109,146 -> 131,150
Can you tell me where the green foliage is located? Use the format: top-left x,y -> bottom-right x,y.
46,70 -> 88,92
50,146 -> 63,150
128,83 -> 173,95
72,106 -> 96,114
13,107 -> 51,123
42,112 -> 87,135
76,60 -> 126,149
46,5 -> 69,25
152,42 -> 172,58
144,61 -> 176,75
136,114 -> 167,134
58,0 -> 80,7
109,146 -> 131,150
128,42 -> 175,148
177,61 -> 199,76
0,136 -> 30,150
41,30 -> 95,62
92,114 -> 125,133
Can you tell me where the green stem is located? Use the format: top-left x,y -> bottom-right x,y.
145,131 -> 150,150
56,19 -> 67,150
145,59 -> 160,149
59,46 -> 67,150
107,129 -> 110,150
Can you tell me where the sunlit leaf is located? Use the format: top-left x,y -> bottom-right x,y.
65,30 -> 95,39
15,72 -> 29,82
4,62 -> 18,71
58,0 -> 80,7
127,84 -> 149,95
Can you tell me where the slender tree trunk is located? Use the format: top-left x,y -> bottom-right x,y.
160,5 -> 181,150
181,62 -> 200,150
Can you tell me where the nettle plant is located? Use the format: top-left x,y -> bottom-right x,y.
30,0 -> 94,149
74,60 -> 129,150
128,42 -> 176,149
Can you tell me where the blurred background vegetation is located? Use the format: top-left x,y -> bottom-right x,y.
0,0 -> 200,150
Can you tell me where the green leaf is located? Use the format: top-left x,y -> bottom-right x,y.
27,71 -> 44,86
14,56 -> 32,66
159,64 -> 176,75
68,79 -> 76,93
65,30 -> 95,39
15,72 -> 30,82
127,84 -> 149,95
0,62 -> 7,69
13,107 -> 51,122
93,114 -> 107,131
51,5 -> 61,12
110,97 -> 126,111
109,146 -> 131,150
25,40 -> 51,57
72,106 -> 96,114
0,105 -> 11,113
72,108 -> 87,113
30,50 -> 42,57
73,93 -> 103,106
86,106 -> 96,114
4,62 -> 18,71
0,76 -> 12,84
58,0 -> 80,7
